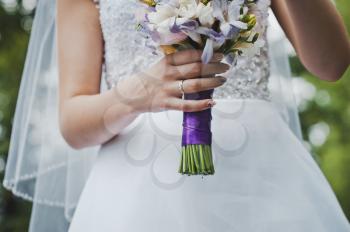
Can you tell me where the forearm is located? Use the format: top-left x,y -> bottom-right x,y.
272,0 -> 350,81
58,50 -> 228,149
59,87 -> 140,149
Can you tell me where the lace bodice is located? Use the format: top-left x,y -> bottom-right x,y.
98,0 -> 271,100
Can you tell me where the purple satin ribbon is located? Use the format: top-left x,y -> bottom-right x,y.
181,89 -> 213,146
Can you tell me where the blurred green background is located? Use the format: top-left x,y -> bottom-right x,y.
0,0 -> 349,231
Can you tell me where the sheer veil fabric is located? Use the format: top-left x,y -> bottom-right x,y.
3,0 -> 303,231
2,0 -> 99,231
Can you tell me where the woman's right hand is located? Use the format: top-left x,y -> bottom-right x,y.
114,49 -> 230,113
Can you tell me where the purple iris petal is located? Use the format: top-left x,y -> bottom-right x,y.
147,6 -> 156,12
144,13 -> 150,22
138,10 -> 162,42
226,25 -> 240,39
225,52 -> 237,65
169,18 -> 180,33
139,21 -> 161,42
150,30 -> 161,42
181,20 -> 198,30
170,19 -> 199,33
196,27 -> 225,45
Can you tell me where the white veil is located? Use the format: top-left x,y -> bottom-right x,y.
2,0 -> 301,231
268,9 -> 302,141
2,0 -> 99,231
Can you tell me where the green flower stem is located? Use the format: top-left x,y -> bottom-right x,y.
178,145 -> 215,176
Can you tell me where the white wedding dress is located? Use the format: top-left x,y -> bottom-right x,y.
68,0 -> 350,231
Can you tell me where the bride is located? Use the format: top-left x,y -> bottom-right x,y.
3,0 -> 350,231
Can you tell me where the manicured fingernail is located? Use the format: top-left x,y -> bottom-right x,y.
220,77 -> 227,83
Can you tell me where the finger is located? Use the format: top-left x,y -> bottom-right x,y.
181,76 -> 227,95
166,50 -> 201,66
166,49 -> 224,66
171,62 -> 230,80
208,53 -> 225,63
164,97 -> 216,112
166,76 -> 227,97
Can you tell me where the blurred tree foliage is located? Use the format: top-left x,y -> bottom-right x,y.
0,0 -> 349,231
0,2 -> 33,232
290,0 -> 350,221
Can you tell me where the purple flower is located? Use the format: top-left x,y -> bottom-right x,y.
196,27 -> 225,45
170,18 -> 199,33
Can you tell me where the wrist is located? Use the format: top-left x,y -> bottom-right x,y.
110,83 -> 146,115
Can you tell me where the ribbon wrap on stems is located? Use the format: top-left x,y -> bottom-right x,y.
159,45 -> 215,175
179,89 -> 215,175
137,0 -> 270,176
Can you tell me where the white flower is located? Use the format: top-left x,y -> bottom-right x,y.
178,0 -> 197,18
147,0 -> 215,43
148,4 -> 178,24
178,1 -> 215,26
212,0 -> 247,37
240,39 -> 265,59
196,2 -> 215,26
226,0 -> 247,29
148,4 -> 179,34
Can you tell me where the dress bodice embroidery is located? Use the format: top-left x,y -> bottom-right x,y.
97,0 -> 271,100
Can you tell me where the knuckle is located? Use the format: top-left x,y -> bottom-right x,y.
164,66 -> 176,79
161,82 -> 171,94
188,80 -> 200,91
195,79 -> 204,89
164,54 -> 174,64
160,98 -> 170,110
191,63 -> 202,76
181,103 -> 190,112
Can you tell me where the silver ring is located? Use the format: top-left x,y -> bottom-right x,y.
178,79 -> 185,98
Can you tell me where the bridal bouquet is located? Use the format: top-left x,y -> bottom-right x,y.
137,0 -> 266,175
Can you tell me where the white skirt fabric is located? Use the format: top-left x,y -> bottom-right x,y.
69,99 -> 350,232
